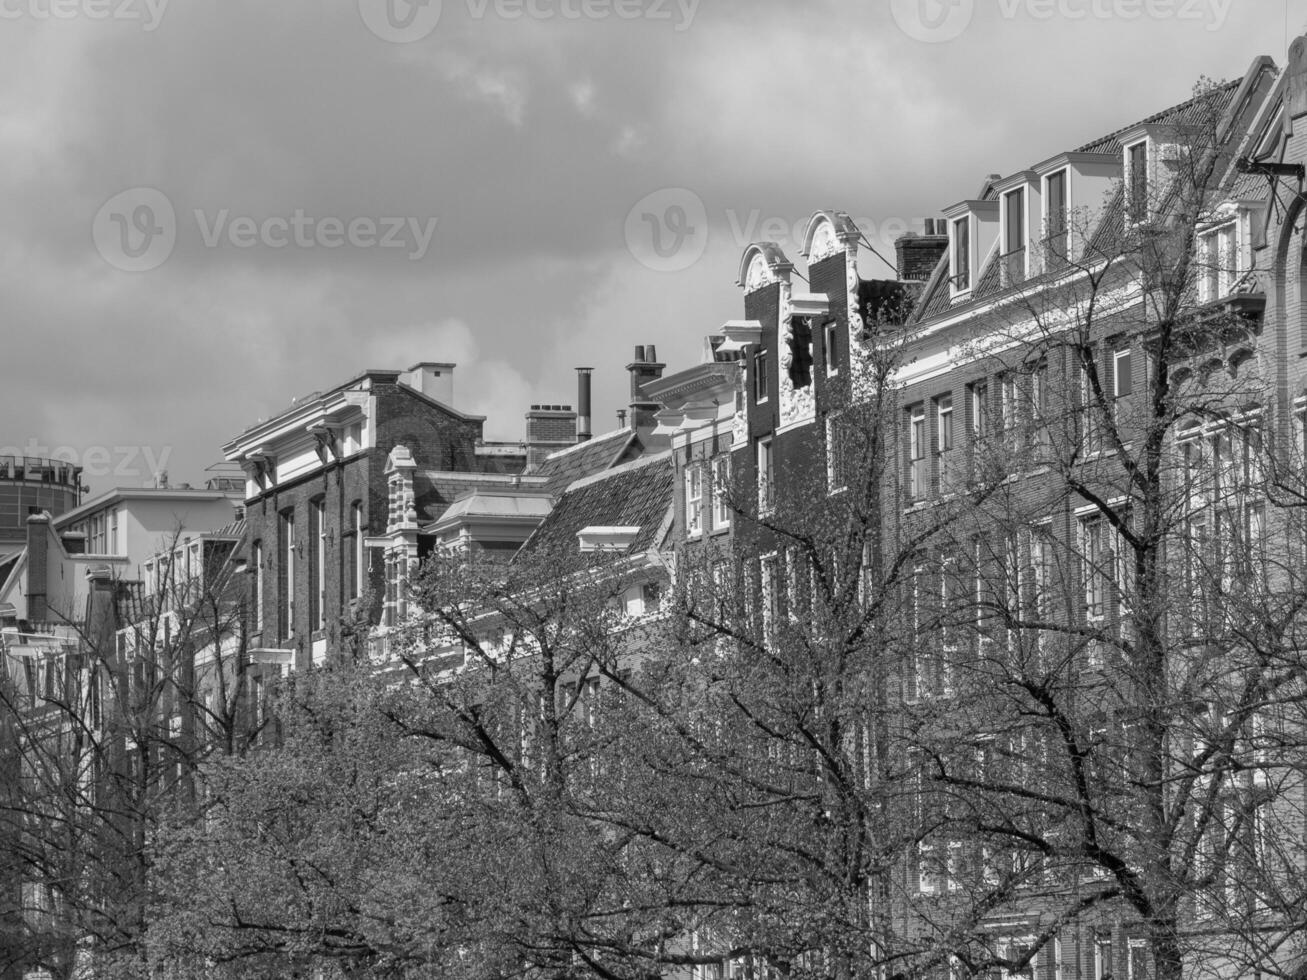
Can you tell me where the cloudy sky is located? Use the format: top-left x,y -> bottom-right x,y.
0,0 -> 1300,491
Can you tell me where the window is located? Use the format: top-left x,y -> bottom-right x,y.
352,502 -> 365,599
1000,374 -> 1021,448
1127,140 -> 1148,223
1044,168 -> 1068,268
685,463 -> 704,537
823,319 -> 840,375
950,216 -> 970,291
1095,936 -> 1115,980
1199,221 -> 1237,302
710,456 -> 731,530
754,348 -> 769,403
908,404 -> 927,500
1127,940 -> 1150,980
969,380 -> 989,450
252,540 -> 263,632
1082,515 -> 1109,624
1030,360 -> 1049,451
1002,188 -> 1026,285
826,413 -> 847,494
1113,347 -> 1133,425
310,499 -> 326,632
108,507 -> 120,554
936,394 -> 954,487
756,437 -> 774,513
280,509 -> 295,640
1080,349 -> 1102,454
759,553 -> 781,647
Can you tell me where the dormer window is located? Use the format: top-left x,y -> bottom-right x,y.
1126,140 -> 1149,224
1001,188 -> 1026,286
1043,169 -> 1068,269
950,216 -> 970,292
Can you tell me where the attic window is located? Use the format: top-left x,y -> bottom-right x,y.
1043,169 -> 1068,269
577,526 -> 641,553
1127,140 -> 1149,224
950,217 -> 970,292
787,317 -> 813,389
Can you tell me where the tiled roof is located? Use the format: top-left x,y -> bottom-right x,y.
910,82 -> 1247,326
517,454 -> 674,559
529,427 -> 643,493
1075,80 -> 1240,155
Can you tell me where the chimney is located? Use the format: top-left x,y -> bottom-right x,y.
626,344 -> 665,429
575,368 -> 594,443
402,362 -> 456,406
616,409 -> 627,428
524,404 -> 577,470
895,218 -> 949,283
26,513 -> 50,623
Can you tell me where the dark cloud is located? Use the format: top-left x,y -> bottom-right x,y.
0,1 -> 1294,491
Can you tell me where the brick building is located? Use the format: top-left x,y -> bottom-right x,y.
222,362 -> 528,670
660,47 -> 1307,979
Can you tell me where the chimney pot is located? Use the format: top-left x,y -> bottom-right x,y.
634,345 -> 646,361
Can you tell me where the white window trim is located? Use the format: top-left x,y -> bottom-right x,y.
1001,186 -> 1028,285
950,215 -> 972,297
1125,137 -> 1150,226
685,463 -> 704,538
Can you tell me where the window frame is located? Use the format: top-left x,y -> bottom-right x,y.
1126,138 -> 1149,224
950,216 -> 971,293
907,403 -> 928,501
1001,186 -> 1027,285
684,462 -> 704,538
1043,167 -> 1069,268
756,436 -> 774,514
710,455 -> 731,531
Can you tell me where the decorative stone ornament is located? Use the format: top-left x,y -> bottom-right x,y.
736,242 -> 794,293
1289,35 -> 1307,130
801,211 -> 861,264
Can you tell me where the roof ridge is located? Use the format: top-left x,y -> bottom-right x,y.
1074,78 -> 1240,153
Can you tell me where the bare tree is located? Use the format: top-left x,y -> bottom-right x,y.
0,526 -> 259,979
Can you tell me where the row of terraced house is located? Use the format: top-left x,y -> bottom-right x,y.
7,37 -> 1307,980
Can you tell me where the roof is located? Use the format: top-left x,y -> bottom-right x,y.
528,427 -> 645,492
1074,80 -> 1240,154
55,487 -> 239,529
430,489 -> 553,530
910,80 -> 1250,326
518,454 -> 674,559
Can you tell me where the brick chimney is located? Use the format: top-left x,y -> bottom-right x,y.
895,218 -> 949,283
626,345 -> 665,429
525,404 -> 577,469
26,513 -> 50,623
